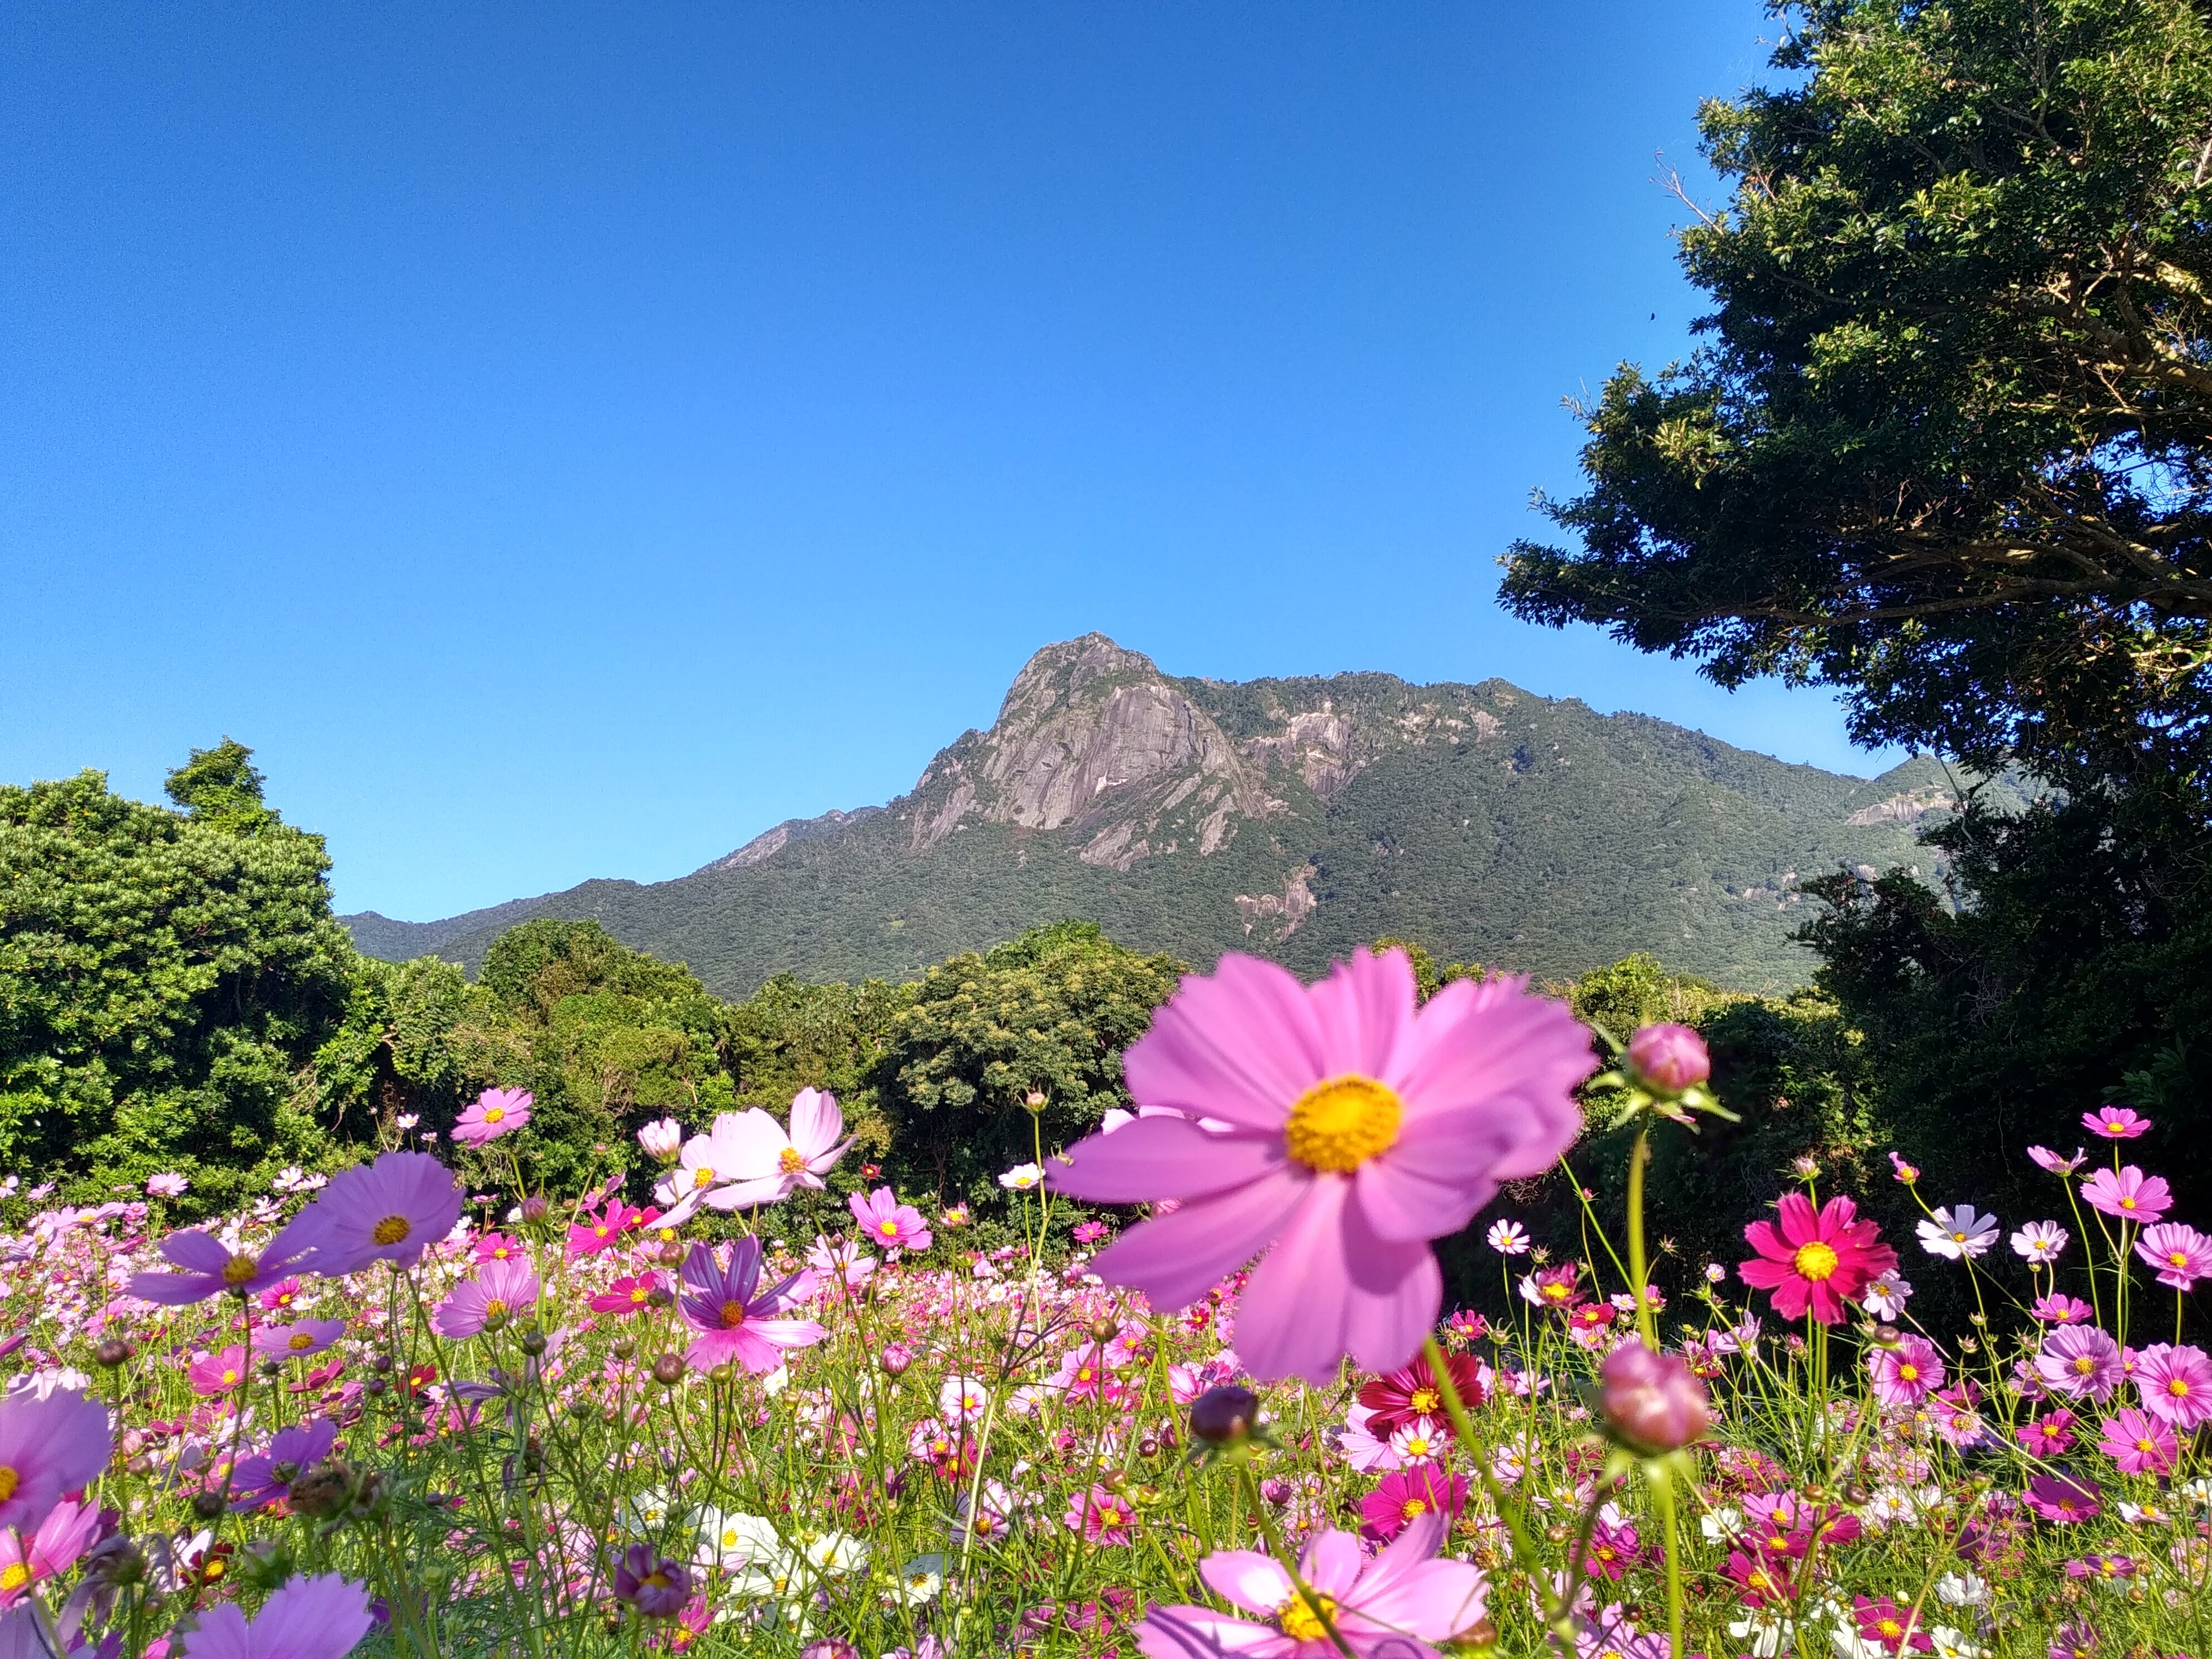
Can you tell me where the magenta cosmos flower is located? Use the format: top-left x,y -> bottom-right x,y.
2080,1166 -> 2169,1225
1867,1335 -> 1945,1407
1359,1468 -> 1469,1543
1738,1194 -> 1898,1325
2133,1342 -> 2212,1428
2098,1407 -> 2176,1476
0,1387 -> 111,1533
431,1257 -> 540,1339
2024,1472 -> 2102,1525
2083,1105 -> 2150,1140
848,1186 -> 931,1252
128,1212 -> 325,1305
0,1497 -> 100,1610
295,1151 -> 465,1275
452,1087 -> 531,1147
176,1572 -> 373,1659
1136,1511 -> 1488,1659
189,1344 -> 251,1397
2134,1223 -> 2212,1291
2035,1326 -> 2124,1401
675,1239 -> 825,1374
1051,948 -> 1593,1384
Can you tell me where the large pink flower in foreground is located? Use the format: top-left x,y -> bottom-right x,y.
0,1386 -> 113,1532
1050,949 -> 1593,1384
294,1152 -> 465,1276
176,1572 -> 373,1659
1135,1511 -> 1488,1659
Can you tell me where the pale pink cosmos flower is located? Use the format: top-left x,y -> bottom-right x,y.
430,1257 -> 541,1339
145,1172 -> 189,1199
250,1319 -> 347,1361
293,1151 -> 464,1275
1867,1335 -> 1945,1407
2132,1343 -> 2212,1428
711,1089 -> 856,1207
2084,1106 -> 2150,1140
452,1087 -> 532,1147
2011,1220 -> 2069,1263
805,1235 -> 877,1290
675,1239 -> 825,1374
2133,1223 -> 2212,1291
0,1389 -> 112,1533
2080,1166 -> 2169,1225
175,1571 -> 373,1659
848,1187 -> 931,1252
1917,1205 -> 1999,1261
2099,1407 -> 2176,1475
653,1116 -> 759,1224
1485,1220 -> 1530,1256
1135,1511 -> 1488,1659
2035,1326 -> 2124,1401
637,1117 -> 685,1161
1051,948 -> 1593,1384
2027,1146 -> 2086,1176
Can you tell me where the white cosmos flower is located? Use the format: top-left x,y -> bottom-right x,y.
893,1553 -> 945,1605
1929,1627 -> 1985,1659
2009,1220 -> 2069,1263
1861,1270 -> 1913,1320
1934,1572 -> 1989,1608
938,1373 -> 991,1422
1917,1206 -> 2000,1260
997,1164 -> 1044,1191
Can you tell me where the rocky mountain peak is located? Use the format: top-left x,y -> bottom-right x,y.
905,634 -> 1275,865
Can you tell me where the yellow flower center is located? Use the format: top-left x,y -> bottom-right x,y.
779,1147 -> 806,1175
372,1215 -> 411,1246
1878,1620 -> 1903,1640
1410,1386 -> 1439,1413
2074,1356 -> 2095,1375
485,1298 -> 509,1320
1898,1363 -> 1918,1381
1283,1074 -> 1403,1173
2120,1197 -> 2137,1210
288,1333 -> 314,1351
1792,1241 -> 1840,1281
2136,1437 -> 2156,1454
879,1220 -> 901,1238
0,1468 -> 17,1502
630,1287 -> 649,1304
1400,1497 -> 1430,1520
221,1369 -> 239,1385
222,1254 -> 259,1286
2169,1252 -> 2190,1268
0,1564 -> 28,1594
2169,1379 -> 2192,1397
720,1301 -> 747,1328
1279,1593 -> 1338,1644
485,1107 -> 505,1124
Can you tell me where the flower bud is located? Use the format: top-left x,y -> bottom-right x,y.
880,1343 -> 912,1377
1259,1477 -> 1291,1506
1087,1317 -> 1118,1344
190,1491 -> 225,1521
1023,1091 -> 1048,1113
520,1194 -> 550,1223
1597,1342 -> 1711,1455
650,1354 -> 686,1387
1188,1384 -> 1262,1446
94,1338 -> 135,1369
1626,1023 -> 1709,1093
519,1328 -> 548,1357
638,1118 -> 685,1162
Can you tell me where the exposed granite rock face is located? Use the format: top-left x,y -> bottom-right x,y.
699,807 -> 881,873
905,635 -> 1276,863
1845,786 -> 1955,827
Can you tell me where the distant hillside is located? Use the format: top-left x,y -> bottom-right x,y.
346,634 -> 1999,997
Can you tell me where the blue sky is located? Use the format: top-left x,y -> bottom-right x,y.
2,2 -> 1890,921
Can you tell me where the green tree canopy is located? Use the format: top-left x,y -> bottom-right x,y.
0,750 -> 353,1208
1501,0 -> 2212,790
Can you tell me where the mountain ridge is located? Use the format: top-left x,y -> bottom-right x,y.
344,634 -> 1984,995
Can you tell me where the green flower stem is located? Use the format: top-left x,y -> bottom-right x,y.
1626,1126 -> 1657,1349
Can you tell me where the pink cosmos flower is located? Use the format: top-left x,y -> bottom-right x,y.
675,1239 -> 825,1374
2083,1106 -> 2150,1140
0,1387 -> 112,1532
0,1498 -> 100,1610
805,1235 -> 877,1290
145,1172 -> 189,1199
1867,1335 -> 1944,1407
293,1151 -> 465,1275
1052,949 -> 1593,1384
473,1232 -> 526,1265
1135,1511 -> 1488,1659
2030,1294 -> 2095,1325
566,1198 -> 646,1260
2098,1407 -> 2177,1475
431,1257 -> 540,1339
848,1187 -> 931,1253
2036,1326 -> 2124,1400
1738,1194 -> 1898,1325
1852,1595 -> 1932,1656
175,1571 -> 373,1659
1887,1152 -> 1919,1185
189,1344 -> 252,1397
2133,1223 -> 2212,1291
2027,1146 -> 2086,1175
1358,1468 -> 1468,1543
2079,1166 -> 2169,1225
229,1418 -> 337,1512
128,1212 -> 325,1305
250,1319 -> 346,1361
2132,1343 -> 2212,1428
2024,1472 -> 2102,1524
715,1088 -> 857,1207
2017,1410 -> 2077,1457
1065,1484 -> 1134,1546
452,1087 -> 532,1147
587,1272 -> 667,1318
651,1115 -> 759,1224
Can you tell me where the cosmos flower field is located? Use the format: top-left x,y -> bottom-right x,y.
1,950 -> 2208,1659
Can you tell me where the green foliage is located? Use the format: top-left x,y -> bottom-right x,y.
868,921 -> 1182,1206
0,755 -> 354,1212
1501,0 -> 2212,792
